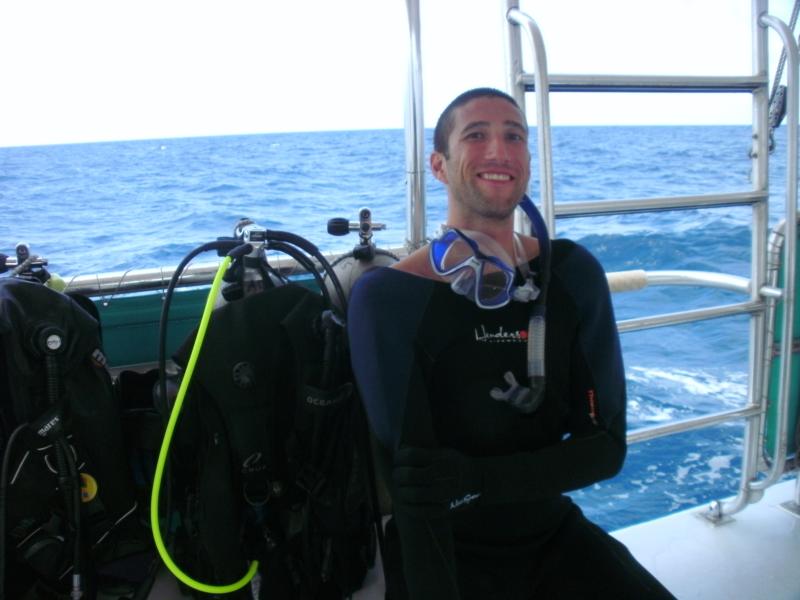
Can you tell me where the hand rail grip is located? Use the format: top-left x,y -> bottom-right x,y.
606,269 -> 752,295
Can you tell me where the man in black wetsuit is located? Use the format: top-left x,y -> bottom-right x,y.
347,88 -> 675,599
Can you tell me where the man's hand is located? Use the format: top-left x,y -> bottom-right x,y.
392,447 -> 483,519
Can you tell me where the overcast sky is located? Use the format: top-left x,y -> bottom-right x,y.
0,0 -> 793,147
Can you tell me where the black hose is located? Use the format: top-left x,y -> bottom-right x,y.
265,240 -> 327,299
0,423 -> 28,600
157,240 -> 241,415
54,436 -> 82,597
265,230 -> 348,315
44,353 -> 83,597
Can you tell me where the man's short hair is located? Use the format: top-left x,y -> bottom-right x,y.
433,88 -> 524,157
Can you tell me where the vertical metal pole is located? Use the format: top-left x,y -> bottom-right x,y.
505,7 -> 556,236
504,0 -> 526,112
405,0 -> 427,251
732,0 -> 773,515
751,10 -> 799,492
504,0 -> 532,237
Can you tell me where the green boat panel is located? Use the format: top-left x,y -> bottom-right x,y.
94,276 -> 322,368
764,224 -> 800,461
95,288 -> 208,368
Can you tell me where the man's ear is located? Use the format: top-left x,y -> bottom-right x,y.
430,151 -> 448,184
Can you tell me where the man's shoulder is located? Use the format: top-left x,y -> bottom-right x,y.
551,237 -> 579,257
551,238 -> 599,268
392,244 -> 437,278
349,261 -> 434,309
550,238 -> 609,291
347,262 -> 436,342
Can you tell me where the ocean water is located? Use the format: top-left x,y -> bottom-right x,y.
0,126 -> 791,531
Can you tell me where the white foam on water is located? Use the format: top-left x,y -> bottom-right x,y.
664,490 -> 699,511
674,465 -> 690,483
626,366 -> 748,428
629,366 -> 746,400
627,397 -> 676,422
708,454 -> 733,471
682,454 -> 736,484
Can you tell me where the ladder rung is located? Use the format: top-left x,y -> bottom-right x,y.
521,73 -> 767,93
554,191 -> 767,219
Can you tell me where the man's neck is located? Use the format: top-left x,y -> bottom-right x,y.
446,218 -> 517,258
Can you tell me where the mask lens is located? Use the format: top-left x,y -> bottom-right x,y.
476,261 -> 514,307
450,268 -> 476,297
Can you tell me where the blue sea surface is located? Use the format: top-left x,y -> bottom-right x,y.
0,126 -> 790,531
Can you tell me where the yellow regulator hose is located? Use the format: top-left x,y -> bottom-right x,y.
150,255 -> 259,594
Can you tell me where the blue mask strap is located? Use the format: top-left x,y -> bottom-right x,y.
518,195 -> 550,279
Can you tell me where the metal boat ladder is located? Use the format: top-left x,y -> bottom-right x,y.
503,0 -> 799,520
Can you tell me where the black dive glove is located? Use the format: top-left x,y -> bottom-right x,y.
392,446 -> 483,519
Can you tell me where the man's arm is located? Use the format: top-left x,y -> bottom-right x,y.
480,240 -> 628,501
393,240 -> 627,508
348,268 -> 462,600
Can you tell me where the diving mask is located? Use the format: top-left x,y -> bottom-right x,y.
429,228 -> 539,309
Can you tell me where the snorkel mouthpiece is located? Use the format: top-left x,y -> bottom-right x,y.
512,279 -> 539,303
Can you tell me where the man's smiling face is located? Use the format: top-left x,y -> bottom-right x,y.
431,95 -> 531,225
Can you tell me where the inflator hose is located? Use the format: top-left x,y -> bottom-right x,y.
43,353 -> 83,598
157,240 -> 240,417
0,423 -> 28,600
150,255 -> 259,594
154,239 -> 241,582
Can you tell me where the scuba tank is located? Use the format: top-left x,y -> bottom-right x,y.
325,207 -> 399,310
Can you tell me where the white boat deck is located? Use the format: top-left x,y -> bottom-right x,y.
613,478 -> 800,600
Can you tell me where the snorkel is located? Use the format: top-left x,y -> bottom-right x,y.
518,194 -> 550,412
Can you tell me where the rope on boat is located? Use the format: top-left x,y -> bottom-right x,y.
770,0 -> 800,106
767,0 -> 800,153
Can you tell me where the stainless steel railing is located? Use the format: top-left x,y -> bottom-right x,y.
749,13 -> 798,496
504,0 -> 798,521
404,0 -> 427,251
